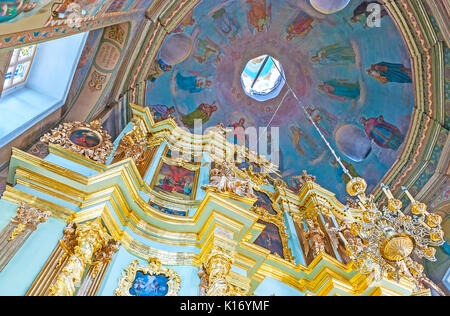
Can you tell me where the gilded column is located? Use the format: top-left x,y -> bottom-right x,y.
76,239 -> 121,296
26,222 -> 78,296
200,246 -> 246,296
48,218 -> 109,296
0,203 -> 51,272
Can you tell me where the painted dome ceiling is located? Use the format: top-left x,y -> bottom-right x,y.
146,0 -> 415,200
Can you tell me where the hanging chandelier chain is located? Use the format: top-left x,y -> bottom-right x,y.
269,57 -> 353,180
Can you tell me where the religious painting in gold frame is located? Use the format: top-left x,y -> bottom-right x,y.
150,147 -> 200,200
251,187 -> 294,263
68,127 -> 104,149
115,259 -> 181,296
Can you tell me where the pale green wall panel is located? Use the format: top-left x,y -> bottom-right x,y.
0,214 -> 65,296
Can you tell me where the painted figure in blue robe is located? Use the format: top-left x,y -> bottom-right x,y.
0,0 -> 36,23
360,115 -> 404,150
150,104 -> 175,122
176,71 -> 211,94
366,62 -> 412,84
212,7 -> 240,41
311,42 -> 356,66
319,80 -> 360,102
183,176 -> 193,195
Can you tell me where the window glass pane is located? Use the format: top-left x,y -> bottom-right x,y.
11,49 -> 19,64
18,45 -> 35,61
12,62 -> 30,85
3,77 -> 12,90
5,67 -> 14,81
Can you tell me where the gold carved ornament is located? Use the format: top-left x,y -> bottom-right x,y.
202,161 -> 256,199
113,124 -> 150,165
48,218 -> 110,296
200,246 -> 247,296
114,258 -> 181,296
91,239 -> 121,279
9,203 -> 51,241
40,121 -> 113,164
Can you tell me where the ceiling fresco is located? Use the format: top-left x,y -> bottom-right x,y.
145,0 -> 415,200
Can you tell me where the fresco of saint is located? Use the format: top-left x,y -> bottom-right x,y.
228,117 -> 246,143
285,14 -> 317,41
246,0 -> 271,34
181,103 -> 218,128
147,59 -> 172,83
331,159 -> 361,184
318,80 -> 360,102
150,104 -> 175,122
289,125 -> 325,164
212,7 -> 240,41
194,36 -> 220,64
350,1 -> 388,29
175,71 -> 211,94
311,42 -> 356,66
366,62 -> 412,84
360,115 -> 404,150
306,107 -> 338,138
0,0 -> 37,23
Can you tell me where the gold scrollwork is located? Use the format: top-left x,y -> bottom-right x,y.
114,258 -> 181,296
40,121 -> 113,164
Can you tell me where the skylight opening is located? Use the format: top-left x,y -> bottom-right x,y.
241,55 -> 285,102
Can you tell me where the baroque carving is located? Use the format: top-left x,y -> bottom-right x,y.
115,258 -> 181,296
113,125 -> 149,165
202,161 -> 256,199
200,246 -> 246,296
41,121 -> 113,164
292,170 -> 316,187
91,239 -> 121,279
48,218 -> 110,296
9,203 -> 51,241
304,219 -> 326,258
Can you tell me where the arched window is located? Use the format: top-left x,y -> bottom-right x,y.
3,45 -> 36,93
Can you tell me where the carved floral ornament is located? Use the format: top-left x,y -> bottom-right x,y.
9,203 -> 51,241
41,121 -> 113,164
115,258 -> 181,296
